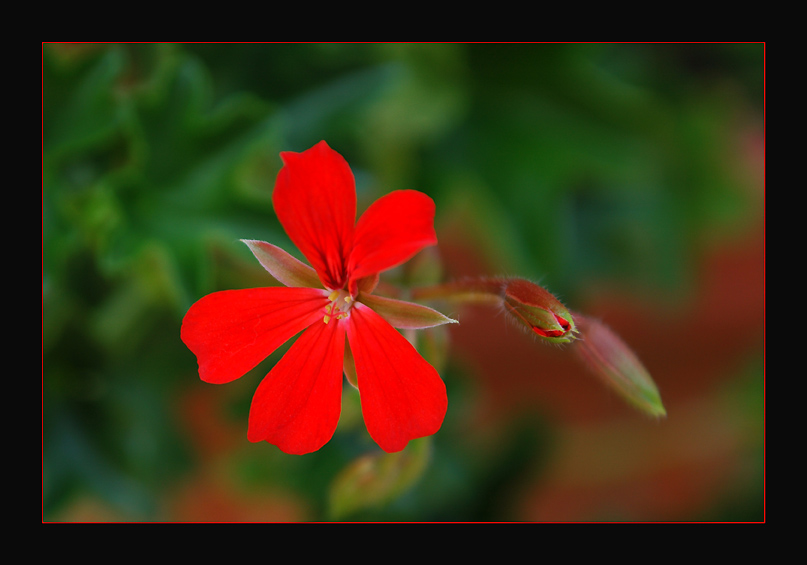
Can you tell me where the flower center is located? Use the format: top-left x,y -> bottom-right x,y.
323,289 -> 354,324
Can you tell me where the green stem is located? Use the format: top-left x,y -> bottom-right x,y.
411,277 -> 506,305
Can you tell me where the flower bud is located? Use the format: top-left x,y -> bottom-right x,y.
573,314 -> 666,418
502,278 -> 576,343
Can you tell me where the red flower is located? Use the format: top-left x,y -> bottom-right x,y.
181,141 -> 449,455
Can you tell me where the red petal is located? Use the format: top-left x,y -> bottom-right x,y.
347,190 -> 437,292
273,141 -> 356,290
181,287 -> 329,384
346,303 -> 447,453
247,318 -> 346,454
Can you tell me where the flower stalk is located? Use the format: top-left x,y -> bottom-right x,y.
412,277 -> 576,344
412,276 -> 665,417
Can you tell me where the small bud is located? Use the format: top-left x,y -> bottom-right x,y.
573,314 -> 666,418
329,437 -> 431,520
502,279 -> 576,343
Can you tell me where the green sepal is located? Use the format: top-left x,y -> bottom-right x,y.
358,293 -> 458,330
343,339 -> 358,389
242,239 -> 321,289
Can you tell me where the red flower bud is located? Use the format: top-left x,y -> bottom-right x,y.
502,279 -> 576,343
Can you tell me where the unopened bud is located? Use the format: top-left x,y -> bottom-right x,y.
502,279 -> 576,343
573,314 -> 666,418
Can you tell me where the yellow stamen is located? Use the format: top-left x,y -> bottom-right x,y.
323,289 -> 355,325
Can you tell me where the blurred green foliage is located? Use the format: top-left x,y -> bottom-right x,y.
43,43 -> 763,521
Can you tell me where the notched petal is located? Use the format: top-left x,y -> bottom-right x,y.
348,190 -> 437,285
247,319 -> 346,454
346,303 -> 447,453
273,140 -> 356,290
180,287 -> 329,385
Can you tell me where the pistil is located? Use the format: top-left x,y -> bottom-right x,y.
323,289 -> 354,324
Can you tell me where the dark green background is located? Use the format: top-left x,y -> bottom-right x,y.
43,43 -> 765,522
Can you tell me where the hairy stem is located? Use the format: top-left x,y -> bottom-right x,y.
411,277 -> 506,304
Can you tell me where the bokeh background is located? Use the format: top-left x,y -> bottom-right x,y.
43,43 -> 765,522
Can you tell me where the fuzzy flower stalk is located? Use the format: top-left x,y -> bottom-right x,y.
412,277 -> 576,343
413,277 -> 665,417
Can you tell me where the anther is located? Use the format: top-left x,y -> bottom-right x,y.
323,288 -> 355,325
